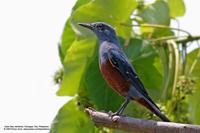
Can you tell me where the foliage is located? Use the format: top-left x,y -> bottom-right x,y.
50,98 -> 101,133
187,49 -> 200,123
51,0 -> 200,132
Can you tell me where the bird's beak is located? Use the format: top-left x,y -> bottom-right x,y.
78,23 -> 94,30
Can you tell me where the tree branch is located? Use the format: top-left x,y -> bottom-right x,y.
85,108 -> 200,133
175,35 -> 200,44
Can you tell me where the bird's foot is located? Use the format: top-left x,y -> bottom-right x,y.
108,111 -> 127,122
108,111 -> 126,118
108,111 -> 118,117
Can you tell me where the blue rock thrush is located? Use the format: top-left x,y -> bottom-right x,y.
79,22 -> 170,122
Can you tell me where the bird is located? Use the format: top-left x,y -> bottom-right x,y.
79,22 -> 170,122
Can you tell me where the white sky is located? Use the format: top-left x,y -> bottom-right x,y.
0,0 -> 199,133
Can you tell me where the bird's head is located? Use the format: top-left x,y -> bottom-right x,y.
78,22 -> 118,43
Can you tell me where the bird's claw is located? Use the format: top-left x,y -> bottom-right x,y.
108,111 -> 122,117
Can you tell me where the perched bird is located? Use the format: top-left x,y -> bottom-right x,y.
79,22 -> 170,122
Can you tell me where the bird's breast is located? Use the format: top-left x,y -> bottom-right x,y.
100,59 -> 131,97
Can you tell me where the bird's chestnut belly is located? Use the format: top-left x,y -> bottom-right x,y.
100,60 -> 130,96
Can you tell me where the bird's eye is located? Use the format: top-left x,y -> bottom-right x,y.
96,25 -> 104,30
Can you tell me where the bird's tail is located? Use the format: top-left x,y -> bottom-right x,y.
137,97 -> 170,122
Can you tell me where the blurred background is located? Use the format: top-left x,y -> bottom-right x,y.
0,0 -> 200,133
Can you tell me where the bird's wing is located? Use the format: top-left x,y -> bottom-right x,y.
107,48 -> 161,109
107,48 -> 148,96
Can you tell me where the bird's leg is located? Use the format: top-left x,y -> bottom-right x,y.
110,97 -> 130,116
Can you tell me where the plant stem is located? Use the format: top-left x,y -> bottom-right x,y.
151,35 -> 187,42
120,23 -> 192,36
182,42 -> 187,75
168,40 -> 179,96
175,36 -> 200,44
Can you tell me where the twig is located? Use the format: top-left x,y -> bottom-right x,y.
85,108 -> 200,133
150,35 -> 187,42
182,42 -> 187,75
147,35 -> 200,45
120,23 -> 192,36
175,36 -> 200,44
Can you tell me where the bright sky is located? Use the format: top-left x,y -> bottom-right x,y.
0,0 -> 199,133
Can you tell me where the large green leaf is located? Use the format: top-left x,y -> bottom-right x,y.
59,0 -> 94,64
59,19 -> 76,61
167,0 -> 185,18
124,39 -> 156,60
138,0 -> 170,25
153,28 -> 174,38
50,99 -> 95,133
187,48 -> 200,124
71,0 -> 137,38
72,0 -> 91,11
137,0 -> 172,37
57,38 -> 96,96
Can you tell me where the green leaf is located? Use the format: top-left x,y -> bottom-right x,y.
167,0 -> 186,18
153,28 -> 174,38
60,19 -> 76,61
138,0 -> 171,36
50,99 -> 95,133
138,0 -> 170,25
72,0 -> 91,11
187,48 -> 200,124
123,39 -> 156,60
84,54 -> 123,111
71,0 -> 137,38
59,0 -> 94,63
57,38 -> 96,96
